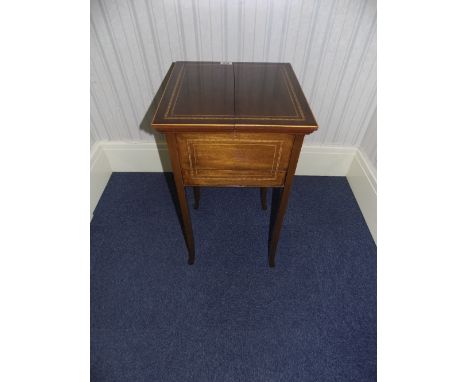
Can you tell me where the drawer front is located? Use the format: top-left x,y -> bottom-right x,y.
176,132 -> 294,186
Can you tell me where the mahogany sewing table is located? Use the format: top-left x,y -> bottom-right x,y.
152,61 -> 318,267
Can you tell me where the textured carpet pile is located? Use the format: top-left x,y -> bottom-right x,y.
91,173 -> 376,381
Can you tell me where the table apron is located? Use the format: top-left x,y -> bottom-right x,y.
174,132 -> 295,187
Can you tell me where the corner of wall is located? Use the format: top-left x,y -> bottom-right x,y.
90,141 -> 112,220
346,148 -> 377,243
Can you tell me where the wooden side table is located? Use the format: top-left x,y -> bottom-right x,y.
152,62 -> 318,267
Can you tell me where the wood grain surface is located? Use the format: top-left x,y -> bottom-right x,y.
176,132 -> 293,186
152,62 -> 318,133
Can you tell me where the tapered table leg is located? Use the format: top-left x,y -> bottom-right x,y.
260,188 -> 268,210
193,187 -> 200,209
166,133 -> 195,265
268,135 -> 304,267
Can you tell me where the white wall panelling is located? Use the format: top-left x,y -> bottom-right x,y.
91,0 -> 377,148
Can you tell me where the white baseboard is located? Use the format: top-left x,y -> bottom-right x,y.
91,140 -> 377,243
103,141 -> 171,172
101,140 -> 356,176
346,149 -> 377,242
90,142 -> 112,220
296,145 -> 356,176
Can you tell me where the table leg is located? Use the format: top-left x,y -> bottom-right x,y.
193,187 -> 200,209
166,133 -> 195,265
260,188 -> 268,210
268,135 -> 304,267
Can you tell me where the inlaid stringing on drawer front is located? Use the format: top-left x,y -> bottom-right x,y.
176,133 -> 294,186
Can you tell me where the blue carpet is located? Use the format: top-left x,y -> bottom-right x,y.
91,173 -> 376,381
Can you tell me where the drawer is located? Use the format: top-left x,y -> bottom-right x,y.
176,132 -> 294,186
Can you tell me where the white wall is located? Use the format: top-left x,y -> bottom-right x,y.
91,0 -> 377,148
90,129 -> 97,150
359,107 -> 377,173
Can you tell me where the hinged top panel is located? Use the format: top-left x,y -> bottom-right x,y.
152,61 -> 318,133
152,62 -> 235,127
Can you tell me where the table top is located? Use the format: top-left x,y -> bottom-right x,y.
152,62 -> 318,134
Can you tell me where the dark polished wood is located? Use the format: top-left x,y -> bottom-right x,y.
268,135 -> 304,267
152,62 -> 318,266
176,132 -> 294,186
153,62 -> 317,133
260,188 -> 268,210
166,133 -> 195,265
193,187 -> 200,210
153,62 -> 234,127
233,63 -> 317,130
